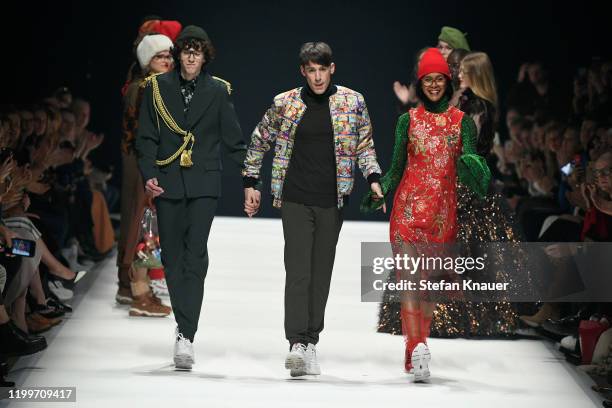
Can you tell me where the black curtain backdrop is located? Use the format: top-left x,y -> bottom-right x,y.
3,0 -> 608,220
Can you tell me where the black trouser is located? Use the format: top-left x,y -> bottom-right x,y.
155,196 -> 217,341
281,201 -> 343,346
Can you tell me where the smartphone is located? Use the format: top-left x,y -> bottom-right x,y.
8,238 -> 36,257
560,154 -> 583,177
561,162 -> 573,176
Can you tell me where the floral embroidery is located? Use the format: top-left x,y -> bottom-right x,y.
389,105 -> 464,244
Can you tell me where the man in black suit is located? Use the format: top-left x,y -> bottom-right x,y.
135,25 -> 247,370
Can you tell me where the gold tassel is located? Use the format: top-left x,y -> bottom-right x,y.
180,149 -> 193,167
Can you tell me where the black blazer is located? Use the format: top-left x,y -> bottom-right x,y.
135,69 -> 247,199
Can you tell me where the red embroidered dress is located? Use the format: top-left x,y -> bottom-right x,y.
362,96 -> 491,245
390,104 -> 464,244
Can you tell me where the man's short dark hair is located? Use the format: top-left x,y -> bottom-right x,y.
299,42 -> 333,66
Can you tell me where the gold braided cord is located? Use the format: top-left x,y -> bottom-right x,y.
146,74 -> 195,167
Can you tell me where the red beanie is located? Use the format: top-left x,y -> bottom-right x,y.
417,48 -> 451,80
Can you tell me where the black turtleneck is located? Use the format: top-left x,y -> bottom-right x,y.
282,84 -> 338,208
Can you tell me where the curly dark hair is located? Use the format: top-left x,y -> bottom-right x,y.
173,38 -> 216,68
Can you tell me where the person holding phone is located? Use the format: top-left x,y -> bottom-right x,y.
1,225 -> 47,378
1,163 -> 44,333
0,156 -> 75,332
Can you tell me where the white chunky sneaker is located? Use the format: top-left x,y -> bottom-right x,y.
174,328 -> 194,370
560,335 -> 577,352
150,278 -> 169,297
305,343 -> 321,375
411,342 -> 431,382
285,343 -> 307,377
48,280 -> 74,301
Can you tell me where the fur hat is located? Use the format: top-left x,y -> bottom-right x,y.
136,34 -> 173,69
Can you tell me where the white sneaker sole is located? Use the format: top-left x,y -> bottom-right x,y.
285,353 -> 306,371
151,288 -> 170,297
306,363 -> 321,375
290,368 -> 307,377
411,343 -> 431,382
128,308 -> 169,317
174,355 -> 194,370
115,295 -> 133,305
290,365 -> 321,377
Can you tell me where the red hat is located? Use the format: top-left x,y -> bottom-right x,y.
138,20 -> 182,42
138,19 -> 161,36
417,48 -> 451,80
152,20 -> 183,42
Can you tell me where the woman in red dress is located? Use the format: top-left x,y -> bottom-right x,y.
363,48 -> 490,381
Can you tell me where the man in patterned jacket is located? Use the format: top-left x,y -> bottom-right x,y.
242,42 -> 384,377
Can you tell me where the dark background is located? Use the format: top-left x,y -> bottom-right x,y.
2,1 -> 608,220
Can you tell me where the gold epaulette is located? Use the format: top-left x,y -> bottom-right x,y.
212,76 -> 232,95
140,72 -> 163,88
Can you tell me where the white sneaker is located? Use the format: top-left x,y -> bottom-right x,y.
285,343 -> 307,377
560,335 -> 577,352
174,329 -> 194,370
48,280 -> 74,301
411,342 -> 431,382
150,278 -> 169,297
305,343 -> 321,375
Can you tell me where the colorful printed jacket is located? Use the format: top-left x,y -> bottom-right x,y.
243,86 -> 382,208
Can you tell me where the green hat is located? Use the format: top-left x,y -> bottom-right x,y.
176,25 -> 210,45
438,26 -> 470,51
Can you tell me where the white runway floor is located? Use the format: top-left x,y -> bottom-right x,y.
4,217 -> 603,407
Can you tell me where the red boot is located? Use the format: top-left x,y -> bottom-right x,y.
405,339 -> 420,372
401,308 -> 423,372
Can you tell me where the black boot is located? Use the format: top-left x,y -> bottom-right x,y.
0,321 -> 47,357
